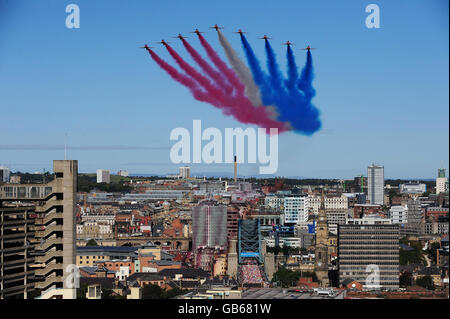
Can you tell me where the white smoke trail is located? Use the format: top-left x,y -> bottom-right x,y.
217,29 -> 262,107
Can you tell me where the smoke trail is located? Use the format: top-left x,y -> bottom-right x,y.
196,33 -> 245,96
217,30 -> 262,107
146,47 -> 288,133
286,45 -> 299,91
145,47 -> 219,105
240,38 -> 321,135
180,37 -> 234,95
164,44 -> 218,95
297,50 -> 316,99
264,40 -> 285,92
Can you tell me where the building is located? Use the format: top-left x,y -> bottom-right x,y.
389,206 -> 408,224
192,201 -> 227,251
0,166 -> 10,183
367,164 -> 384,205
436,169 -> 448,194
117,170 -> 129,177
179,166 -> 190,179
283,196 -> 309,224
309,194 -> 348,215
96,169 -> 110,184
0,160 -> 78,299
0,206 -> 36,298
338,224 -> 400,290
399,182 -> 426,194
347,216 -> 391,225
9,175 -> 21,184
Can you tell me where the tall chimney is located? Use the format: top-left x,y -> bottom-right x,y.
234,156 -> 237,182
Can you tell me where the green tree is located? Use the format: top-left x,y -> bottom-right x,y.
399,272 -> 413,287
77,283 -> 88,299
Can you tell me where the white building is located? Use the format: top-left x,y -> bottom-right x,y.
389,205 -> 408,224
265,194 -> 284,210
0,166 -> 10,183
283,196 -> 309,224
308,195 -> 348,214
96,169 -> 110,184
179,166 -> 190,179
347,216 -> 391,225
118,170 -> 129,177
399,182 -> 426,194
368,164 -> 384,205
436,169 -> 448,194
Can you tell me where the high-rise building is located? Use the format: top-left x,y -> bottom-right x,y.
0,166 -> 10,183
0,160 -> 78,299
436,169 -> 448,194
0,205 -> 36,298
338,224 -> 399,290
367,164 -> 384,205
283,195 -> 310,224
179,166 -> 190,179
192,201 -> 227,251
96,169 -> 110,184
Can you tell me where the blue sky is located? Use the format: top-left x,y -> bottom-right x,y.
0,0 -> 448,179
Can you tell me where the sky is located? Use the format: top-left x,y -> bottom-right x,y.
0,0 -> 448,179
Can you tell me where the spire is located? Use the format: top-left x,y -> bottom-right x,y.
320,188 -> 325,211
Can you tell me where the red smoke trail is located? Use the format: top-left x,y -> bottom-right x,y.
164,43 -> 231,109
180,38 -> 234,95
145,47 -> 219,105
197,33 -> 245,96
145,47 -> 288,134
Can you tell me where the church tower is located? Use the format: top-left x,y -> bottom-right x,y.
315,190 -> 329,286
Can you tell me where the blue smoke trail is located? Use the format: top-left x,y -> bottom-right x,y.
297,50 -> 316,99
264,40 -> 285,93
286,45 -> 299,91
240,35 -> 321,135
239,34 -> 275,105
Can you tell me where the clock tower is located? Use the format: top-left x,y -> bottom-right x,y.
315,190 -> 329,286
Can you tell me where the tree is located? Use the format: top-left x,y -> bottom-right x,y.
416,275 -> 435,291
77,283 -> 88,299
86,239 -> 98,246
399,272 -> 413,287
271,267 -> 315,288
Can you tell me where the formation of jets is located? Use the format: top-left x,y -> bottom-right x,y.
142,26 -> 316,51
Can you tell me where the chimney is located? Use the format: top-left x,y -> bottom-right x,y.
234,156 -> 237,182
